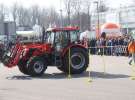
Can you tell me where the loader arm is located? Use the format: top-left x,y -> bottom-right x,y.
2,43 -> 24,68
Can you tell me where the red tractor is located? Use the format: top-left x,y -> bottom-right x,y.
1,27 -> 89,76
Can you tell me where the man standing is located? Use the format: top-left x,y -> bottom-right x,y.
128,39 -> 135,65
128,32 -> 135,65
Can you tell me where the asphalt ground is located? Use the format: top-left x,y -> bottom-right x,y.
0,55 -> 135,100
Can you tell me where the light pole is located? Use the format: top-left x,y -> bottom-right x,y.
60,0 -> 63,27
126,8 -> 129,34
94,1 -> 100,38
119,4 -> 123,34
60,9 -> 63,27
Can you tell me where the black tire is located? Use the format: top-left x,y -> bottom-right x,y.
27,56 -> 47,76
18,60 -> 29,75
62,47 -> 89,74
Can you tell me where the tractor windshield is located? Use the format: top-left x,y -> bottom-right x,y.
44,29 -> 80,46
55,31 -> 69,47
44,31 -> 55,44
54,30 -> 80,47
48,32 -> 55,44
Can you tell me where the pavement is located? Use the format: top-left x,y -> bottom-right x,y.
0,55 -> 135,100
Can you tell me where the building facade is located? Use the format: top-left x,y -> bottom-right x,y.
91,6 -> 135,34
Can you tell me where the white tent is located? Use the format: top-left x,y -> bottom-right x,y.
100,23 -> 121,37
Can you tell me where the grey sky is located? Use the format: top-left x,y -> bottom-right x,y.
0,0 -> 133,10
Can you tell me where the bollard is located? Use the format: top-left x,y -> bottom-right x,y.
87,48 -> 92,83
68,48 -> 72,79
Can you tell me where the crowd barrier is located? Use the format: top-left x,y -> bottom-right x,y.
88,45 -> 128,56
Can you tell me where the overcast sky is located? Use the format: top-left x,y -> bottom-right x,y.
0,0 -> 133,10
106,0 -> 133,8
0,0 -> 61,8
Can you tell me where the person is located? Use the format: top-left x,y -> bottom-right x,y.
128,39 -> 135,65
100,32 -> 106,55
101,32 -> 106,39
128,32 -> 135,65
96,38 -> 100,55
90,39 -> 97,54
115,37 -> 119,56
107,38 -> 112,55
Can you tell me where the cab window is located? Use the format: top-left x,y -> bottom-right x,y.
70,31 -> 79,42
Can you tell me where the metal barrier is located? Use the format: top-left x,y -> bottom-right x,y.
88,45 -> 128,56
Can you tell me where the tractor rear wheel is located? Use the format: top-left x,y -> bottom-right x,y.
27,56 -> 47,76
62,47 -> 89,74
18,60 -> 29,75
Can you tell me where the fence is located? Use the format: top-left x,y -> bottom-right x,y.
88,45 -> 128,56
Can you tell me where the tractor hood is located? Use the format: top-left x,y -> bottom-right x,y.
21,43 -> 52,53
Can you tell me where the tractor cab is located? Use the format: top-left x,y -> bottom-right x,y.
44,27 -> 80,52
43,27 -> 81,66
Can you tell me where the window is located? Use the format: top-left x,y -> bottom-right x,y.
55,32 -> 62,43
47,32 -> 54,44
70,31 -> 79,42
55,31 -> 69,47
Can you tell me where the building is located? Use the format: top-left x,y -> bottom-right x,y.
0,21 -> 16,36
91,6 -> 135,34
0,21 -> 16,43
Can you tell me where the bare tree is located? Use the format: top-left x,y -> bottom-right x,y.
11,2 -> 18,23
30,5 -> 41,26
0,4 -> 6,22
16,6 -> 26,26
83,0 -> 92,30
48,7 -> 59,27
12,5 -> 30,27
72,0 -> 82,28
98,0 -> 108,12
39,8 -> 49,28
22,8 -> 31,26
64,0 -> 74,25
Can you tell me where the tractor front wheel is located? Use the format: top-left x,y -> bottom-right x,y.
18,60 -> 29,75
27,57 -> 47,76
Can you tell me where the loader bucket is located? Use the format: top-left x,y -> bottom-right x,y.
1,43 -> 23,68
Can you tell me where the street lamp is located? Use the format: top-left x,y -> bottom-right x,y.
94,1 -> 100,38
60,9 -> 63,27
126,8 -> 129,34
60,0 -> 63,27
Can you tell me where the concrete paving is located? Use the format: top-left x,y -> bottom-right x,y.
0,55 -> 135,100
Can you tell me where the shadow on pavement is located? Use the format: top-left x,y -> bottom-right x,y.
6,71 -> 129,80
90,71 -> 129,79
6,75 -> 32,80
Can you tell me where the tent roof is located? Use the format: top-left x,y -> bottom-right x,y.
101,23 -> 120,29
